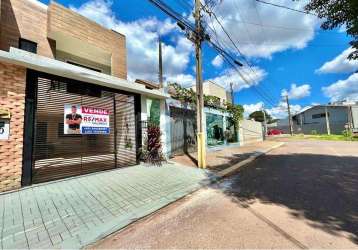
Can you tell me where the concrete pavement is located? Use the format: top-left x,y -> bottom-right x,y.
172,140 -> 281,171
0,163 -> 214,249
93,139 -> 358,249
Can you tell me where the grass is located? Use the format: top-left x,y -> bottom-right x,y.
292,134 -> 358,141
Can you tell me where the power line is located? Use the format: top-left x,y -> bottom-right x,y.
175,0 -> 193,13
207,10 -> 280,105
255,0 -> 317,16
148,0 -> 279,108
216,50 -> 278,108
205,1 -> 297,104
204,21 -> 279,108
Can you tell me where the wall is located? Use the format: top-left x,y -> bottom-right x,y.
191,81 -> 229,104
140,96 -> 170,158
0,0 -> 55,58
293,106 -> 349,135
47,2 -> 127,79
300,106 -> 348,124
0,0 -> 127,78
0,62 -> 26,191
239,119 -> 263,144
55,50 -> 111,75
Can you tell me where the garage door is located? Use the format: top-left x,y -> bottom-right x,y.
30,73 -> 137,183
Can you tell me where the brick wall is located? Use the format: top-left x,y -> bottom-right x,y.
0,62 -> 26,192
0,0 -> 55,58
0,0 -> 127,79
48,2 -> 127,79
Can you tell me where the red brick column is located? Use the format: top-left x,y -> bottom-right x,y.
0,62 -> 26,191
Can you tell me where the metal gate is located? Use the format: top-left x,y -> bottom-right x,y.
169,107 -> 197,156
30,73 -> 137,183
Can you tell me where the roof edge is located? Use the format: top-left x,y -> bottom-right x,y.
0,48 -> 168,99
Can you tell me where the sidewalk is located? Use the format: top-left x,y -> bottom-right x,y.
172,140 -> 283,172
0,164 -> 214,249
0,140 -> 282,249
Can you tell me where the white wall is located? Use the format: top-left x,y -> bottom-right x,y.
141,95 -> 170,158
239,119 -> 263,144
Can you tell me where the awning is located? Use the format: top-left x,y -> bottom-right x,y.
0,48 -> 168,99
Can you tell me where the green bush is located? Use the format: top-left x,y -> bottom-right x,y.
342,129 -> 352,138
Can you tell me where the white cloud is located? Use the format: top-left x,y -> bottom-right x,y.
281,83 -> 311,100
243,100 -> 302,119
170,64 -> 267,90
211,55 -> 223,68
208,66 -> 267,91
267,101 -> 302,119
205,0 -> 319,58
71,1 -> 270,92
322,73 -> 358,102
166,74 -> 195,88
243,102 -> 264,117
316,47 -> 358,74
70,0 -> 193,82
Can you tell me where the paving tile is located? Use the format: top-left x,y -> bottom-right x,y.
0,164 -> 211,249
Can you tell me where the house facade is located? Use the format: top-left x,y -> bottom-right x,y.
166,81 -> 240,156
191,81 -> 233,106
292,105 -> 354,134
0,0 -> 167,191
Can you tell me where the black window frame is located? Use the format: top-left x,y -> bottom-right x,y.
312,113 -> 329,119
19,38 -> 38,54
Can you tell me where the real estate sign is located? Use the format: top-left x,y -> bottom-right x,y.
64,104 -> 110,135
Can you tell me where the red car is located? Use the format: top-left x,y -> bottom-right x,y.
268,128 -> 283,135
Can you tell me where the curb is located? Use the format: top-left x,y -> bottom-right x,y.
216,142 -> 285,178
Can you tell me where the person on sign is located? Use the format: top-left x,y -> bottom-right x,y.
66,105 -> 82,134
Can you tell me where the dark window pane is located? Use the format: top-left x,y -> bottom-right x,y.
67,61 -> 102,72
19,38 -> 37,53
66,82 -> 102,98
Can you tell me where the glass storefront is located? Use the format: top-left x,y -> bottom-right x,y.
226,116 -> 238,143
206,113 -> 238,146
206,113 -> 224,146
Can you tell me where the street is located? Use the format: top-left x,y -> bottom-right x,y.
92,139 -> 358,249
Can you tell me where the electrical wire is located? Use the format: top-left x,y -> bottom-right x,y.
148,0 -> 280,108
255,0 -> 317,16
208,11 -> 280,105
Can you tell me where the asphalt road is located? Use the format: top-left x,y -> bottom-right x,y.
92,139 -> 358,249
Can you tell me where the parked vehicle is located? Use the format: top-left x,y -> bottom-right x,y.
268,128 -> 283,135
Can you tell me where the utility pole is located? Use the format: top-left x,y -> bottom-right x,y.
325,106 -> 331,135
285,95 -> 293,136
262,107 -> 267,137
347,105 -> 353,132
230,82 -> 234,104
158,36 -> 163,88
194,0 -> 206,168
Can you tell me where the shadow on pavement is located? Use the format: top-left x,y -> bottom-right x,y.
215,153 -> 358,244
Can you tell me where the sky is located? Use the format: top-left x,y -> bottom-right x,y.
37,0 -> 358,118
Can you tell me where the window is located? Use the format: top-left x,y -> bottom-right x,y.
66,82 -> 102,98
312,113 -> 328,119
67,61 -> 102,72
19,38 -> 37,53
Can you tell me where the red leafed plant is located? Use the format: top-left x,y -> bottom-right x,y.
141,123 -> 166,166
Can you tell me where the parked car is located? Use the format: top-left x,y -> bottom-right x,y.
268,128 -> 283,135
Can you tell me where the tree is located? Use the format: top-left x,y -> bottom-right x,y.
302,0 -> 358,60
249,110 -> 273,123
